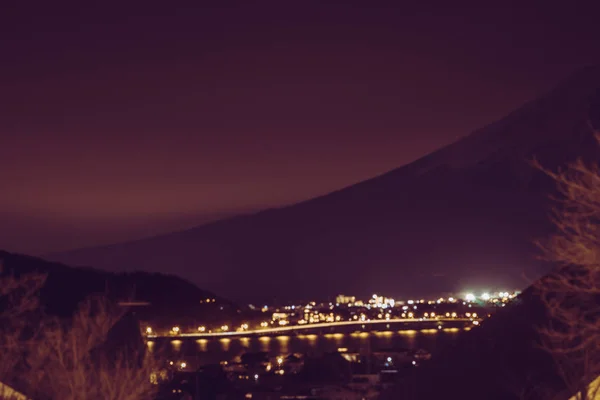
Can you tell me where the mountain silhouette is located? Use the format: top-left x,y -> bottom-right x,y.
0,250 -> 239,325
50,66 -> 600,301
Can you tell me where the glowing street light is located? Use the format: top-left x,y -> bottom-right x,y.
145,327 -> 152,334
465,293 -> 476,302
481,293 -> 490,301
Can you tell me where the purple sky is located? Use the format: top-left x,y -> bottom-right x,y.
1,1 -> 600,254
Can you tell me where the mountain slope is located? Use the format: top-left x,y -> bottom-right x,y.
51,67 -> 600,301
0,250 -> 239,325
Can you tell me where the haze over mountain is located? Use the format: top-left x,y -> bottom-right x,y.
51,67 -> 600,302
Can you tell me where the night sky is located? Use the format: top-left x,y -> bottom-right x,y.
2,1 -> 600,254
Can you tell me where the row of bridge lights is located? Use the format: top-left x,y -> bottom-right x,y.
147,322 -> 271,336
146,310 -> 479,336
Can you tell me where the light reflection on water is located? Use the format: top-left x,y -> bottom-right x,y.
258,336 -> 271,352
443,328 -> 460,333
163,329 -> 464,365
196,339 -> 208,352
239,337 -> 250,348
219,338 -> 231,351
276,336 -> 290,353
171,339 -> 182,352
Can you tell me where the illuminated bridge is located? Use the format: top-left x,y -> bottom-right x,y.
148,317 -> 480,339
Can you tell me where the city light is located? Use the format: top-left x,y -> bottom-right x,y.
144,291 -> 519,339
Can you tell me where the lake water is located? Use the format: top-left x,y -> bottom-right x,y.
149,327 -> 466,367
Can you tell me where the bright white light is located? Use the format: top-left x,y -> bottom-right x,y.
180,362 -> 187,369
254,374 -> 259,380
481,293 -> 490,301
465,293 -> 476,302
412,361 -> 416,365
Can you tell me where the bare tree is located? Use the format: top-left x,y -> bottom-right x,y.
0,259 -> 160,400
25,296 -> 160,400
534,132 -> 600,400
0,260 -> 46,399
